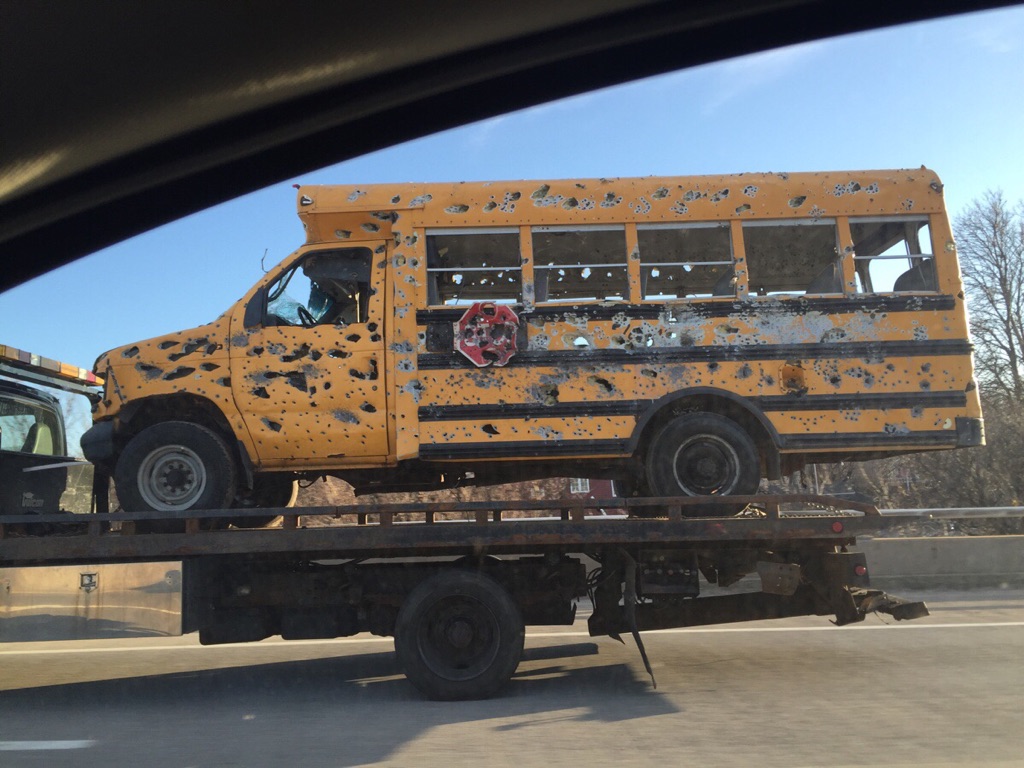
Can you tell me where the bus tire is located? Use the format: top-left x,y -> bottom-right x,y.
395,570 -> 524,701
115,421 -> 237,524
645,412 -> 759,501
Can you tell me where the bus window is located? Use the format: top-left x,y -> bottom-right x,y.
266,248 -> 372,326
533,226 -> 628,303
636,223 -> 733,299
850,218 -> 935,293
426,229 -> 521,306
743,220 -> 841,296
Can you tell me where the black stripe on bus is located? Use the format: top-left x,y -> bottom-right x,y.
756,391 -> 967,412
415,295 -> 956,325
418,391 -> 968,423
419,429 -> 959,459
417,339 -> 972,370
418,438 -> 630,459
781,431 -> 960,449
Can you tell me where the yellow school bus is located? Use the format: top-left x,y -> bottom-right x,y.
82,169 -> 983,515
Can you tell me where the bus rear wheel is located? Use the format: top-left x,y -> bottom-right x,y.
644,412 -> 759,504
395,570 -> 524,701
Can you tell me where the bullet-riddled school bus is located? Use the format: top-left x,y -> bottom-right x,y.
82,169 -> 983,516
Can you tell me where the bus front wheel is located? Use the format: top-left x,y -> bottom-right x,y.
645,412 -> 759,500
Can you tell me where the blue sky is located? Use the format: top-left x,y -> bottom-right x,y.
3,5 -> 1024,369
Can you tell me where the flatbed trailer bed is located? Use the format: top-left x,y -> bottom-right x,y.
0,494 -> 939,699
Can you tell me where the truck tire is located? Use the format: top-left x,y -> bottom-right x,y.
115,421 -> 237,518
395,570 -> 524,701
645,412 -> 759,501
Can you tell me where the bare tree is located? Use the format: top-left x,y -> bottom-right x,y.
955,191 -> 1024,405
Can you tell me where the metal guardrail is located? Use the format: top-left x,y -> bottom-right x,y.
880,507 -> 1024,518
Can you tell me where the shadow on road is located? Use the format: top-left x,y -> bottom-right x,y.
1,639 -> 678,766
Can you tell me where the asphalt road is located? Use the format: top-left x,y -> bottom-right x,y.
1,588 -> 1022,768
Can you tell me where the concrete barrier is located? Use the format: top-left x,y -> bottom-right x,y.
859,535 -> 1024,589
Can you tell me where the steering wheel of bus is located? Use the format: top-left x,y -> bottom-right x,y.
297,306 -> 317,328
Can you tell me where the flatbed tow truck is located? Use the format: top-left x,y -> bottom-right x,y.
0,346 -> 980,700
2,493 -> 942,700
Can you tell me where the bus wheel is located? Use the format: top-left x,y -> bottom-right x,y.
645,413 -> 759,501
229,475 -> 298,529
395,570 -> 524,701
115,421 -> 237,529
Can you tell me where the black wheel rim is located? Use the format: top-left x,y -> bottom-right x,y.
416,594 -> 500,682
671,434 -> 741,495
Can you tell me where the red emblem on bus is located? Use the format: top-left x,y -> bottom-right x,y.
455,302 -> 520,367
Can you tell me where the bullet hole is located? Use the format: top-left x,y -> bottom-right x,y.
737,364 -> 753,379
708,362 -> 719,372
920,362 -> 932,372
282,374 -> 305,393
350,360 -> 379,380
911,406 -> 924,418
391,195 -> 401,204
281,344 -> 312,362
884,423 -> 910,435
788,196 -> 807,208
762,374 -> 776,386
216,377 -> 231,387
346,334 -> 361,343
482,424 -> 499,435
329,348 -> 351,359
361,222 -> 380,232
652,187 -> 669,199
640,369 -> 658,378
587,375 -> 615,394
886,363 -> 896,372
409,194 -> 432,207
920,380 -> 931,390
561,197 -> 579,210
709,188 -> 729,202
230,334 -> 249,347
600,193 -> 623,208
324,382 -> 332,391
483,201 -> 497,212
261,418 -> 282,432
965,380 -> 976,392
446,204 -> 470,214
158,341 -> 177,350
199,362 -> 220,371
531,184 -> 550,200
122,346 -> 140,358
829,375 -> 842,387
370,334 -> 381,343
252,387 -> 270,399
163,366 -> 196,381
396,359 -> 414,372
367,322 -> 379,332
309,386 -> 317,396
735,204 -> 751,215
359,403 -> 377,413
249,346 -> 265,357
535,383 -> 560,406
333,409 -> 360,424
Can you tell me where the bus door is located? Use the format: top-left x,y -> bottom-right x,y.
229,246 -> 388,465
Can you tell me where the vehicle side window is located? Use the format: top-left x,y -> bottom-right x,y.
533,226 -> 628,303
850,218 -> 936,293
265,248 -> 373,326
637,223 -> 734,299
426,229 -> 521,306
743,220 -> 842,296
0,394 -> 64,456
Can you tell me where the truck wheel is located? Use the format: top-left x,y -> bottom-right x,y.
645,413 -> 759,501
115,421 -> 237,518
395,570 -> 524,701
229,475 -> 298,529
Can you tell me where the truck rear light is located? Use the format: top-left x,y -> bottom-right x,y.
831,521 -> 844,533
854,564 -> 867,577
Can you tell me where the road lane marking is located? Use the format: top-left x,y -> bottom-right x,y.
0,621 -> 1021,654
0,740 -> 97,751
